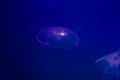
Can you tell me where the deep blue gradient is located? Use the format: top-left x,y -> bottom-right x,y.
0,0 -> 120,80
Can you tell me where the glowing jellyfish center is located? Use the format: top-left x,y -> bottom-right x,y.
60,32 -> 65,36
52,31 -> 67,36
50,30 -> 68,40
35,26 -> 79,49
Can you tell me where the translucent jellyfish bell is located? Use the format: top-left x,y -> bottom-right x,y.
95,50 -> 120,80
36,26 -> 79,49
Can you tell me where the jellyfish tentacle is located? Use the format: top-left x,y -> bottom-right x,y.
95,50 -> 120,80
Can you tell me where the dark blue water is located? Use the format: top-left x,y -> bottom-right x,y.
0,0 -> 120,80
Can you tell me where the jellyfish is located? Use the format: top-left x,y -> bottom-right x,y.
35,26 -> 79,49
95,50 -> 120,80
